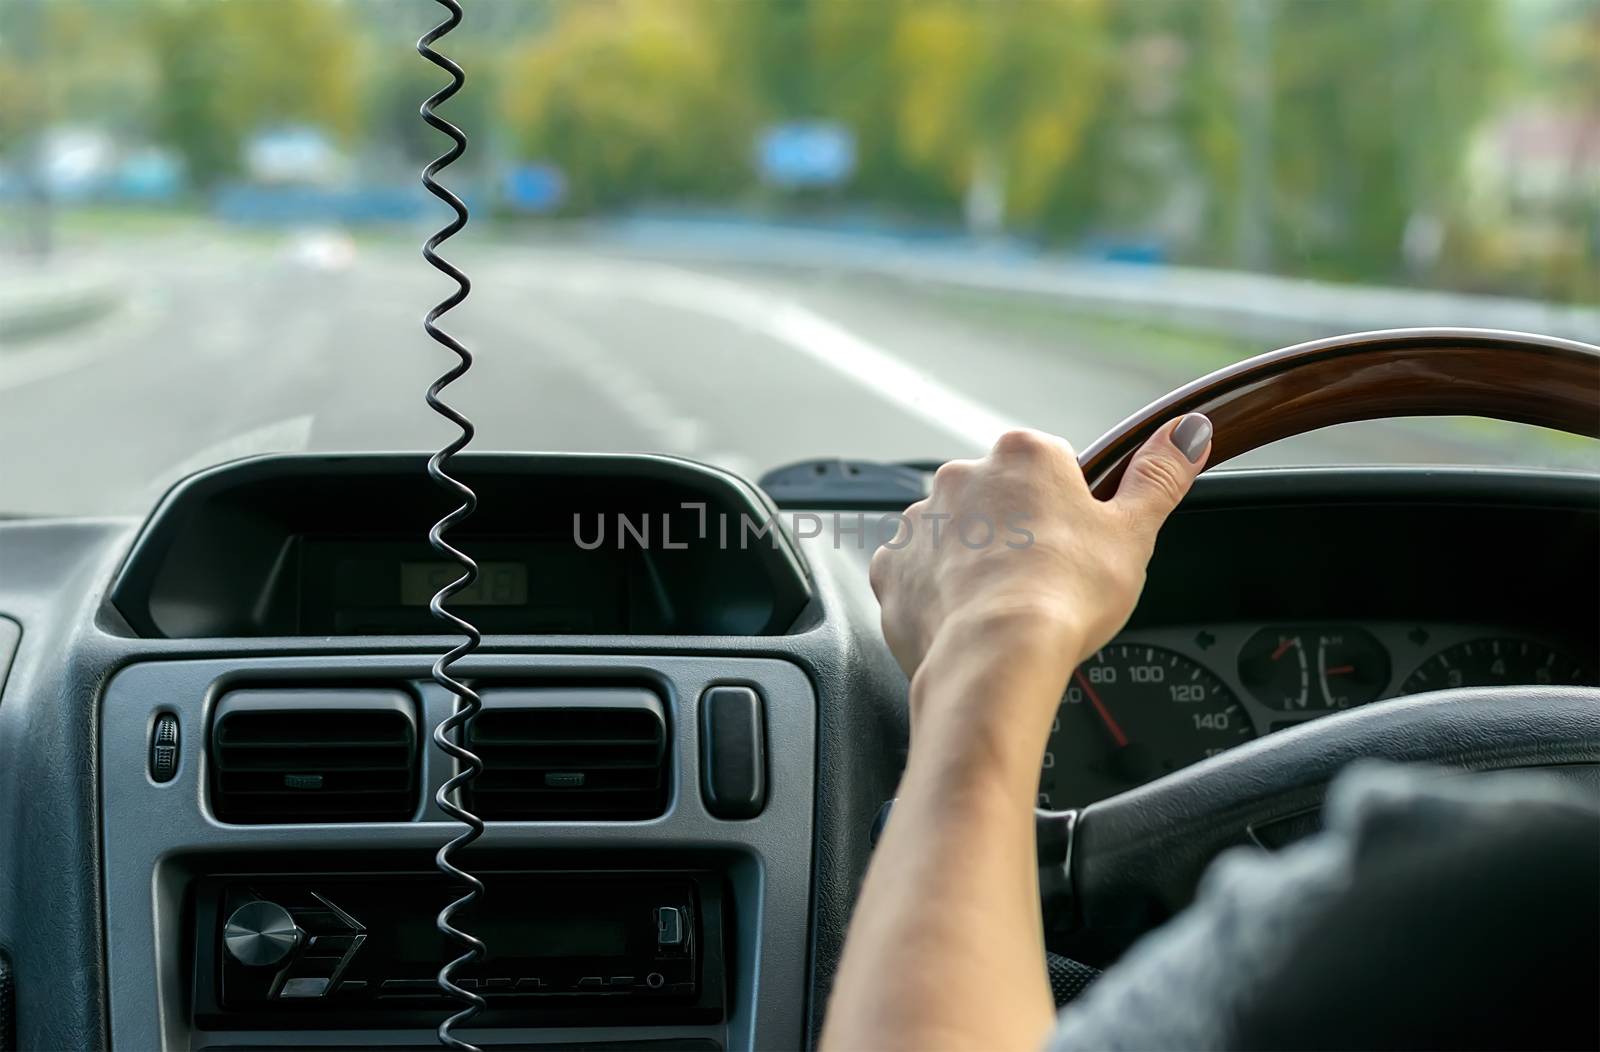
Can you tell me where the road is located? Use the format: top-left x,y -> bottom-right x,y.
0,230 -> 1591,517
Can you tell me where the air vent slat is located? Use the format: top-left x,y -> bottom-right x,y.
466,690 -> 668,821
469,750 -> 661,769
215,739 -> 411,750
470,736 -> 662,747
215,754 -> 412,772
210,690 -> 419,824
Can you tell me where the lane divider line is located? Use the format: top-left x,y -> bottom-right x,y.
526,260 -> 1020,452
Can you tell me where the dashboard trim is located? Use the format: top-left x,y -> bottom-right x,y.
99,654 -> 817,1052
0,463 -> 1594,1050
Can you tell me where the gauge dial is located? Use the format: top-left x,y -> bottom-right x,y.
1240,626 -> 1389,711
1238,629 -> 1311,709
1038,644 -> 1255,810
1401,638 -> 1592,694
1313,628 -> 1389,709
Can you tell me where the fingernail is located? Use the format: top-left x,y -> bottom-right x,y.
1172,413 -> 1212,462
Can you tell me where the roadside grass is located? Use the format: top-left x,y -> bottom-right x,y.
852,273 -> 1264,379
866,274 -> 1598,465
52,205 -> 200,239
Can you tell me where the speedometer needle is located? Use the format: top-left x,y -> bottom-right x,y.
1074,670 -> 1129,749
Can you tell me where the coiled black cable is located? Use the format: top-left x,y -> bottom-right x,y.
418,2 -> 484,1050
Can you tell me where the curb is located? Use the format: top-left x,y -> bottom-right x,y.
0,278 -> 124,346
567,221 -> 1600,348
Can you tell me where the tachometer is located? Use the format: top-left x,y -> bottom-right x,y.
1038,644 -> 1255,810
1401,638 -> 1592,694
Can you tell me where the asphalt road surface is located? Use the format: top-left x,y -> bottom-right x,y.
0,231 -> 1590,517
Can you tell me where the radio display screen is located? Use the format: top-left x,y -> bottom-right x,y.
398,560 -> 529,606
295,535 -> 641,633
495,914 -> 628,958
389,909 -> 627,963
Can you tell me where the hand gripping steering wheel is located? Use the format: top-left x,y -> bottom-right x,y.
1042,328 -> 1600,941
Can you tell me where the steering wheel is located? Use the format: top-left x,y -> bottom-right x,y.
1040,327 -> 1600,943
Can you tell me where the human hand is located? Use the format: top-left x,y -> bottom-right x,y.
869,415 -> 1212,708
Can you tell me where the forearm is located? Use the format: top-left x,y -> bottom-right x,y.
821,612 -> 1075,1052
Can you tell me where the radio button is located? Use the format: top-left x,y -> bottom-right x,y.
577,976 -> 605,989
223,900 -> 302,967
279,977 -> 330,998
287,956 -> 342,979
515,978 -> 544,991
482,978 -> 513,992
380,979 -> 438,995
609,975 -> 635,986
656,906 -> 684,948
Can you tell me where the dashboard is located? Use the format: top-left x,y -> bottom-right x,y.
1042,623 -> 1595,809
0,453 -> 1595,1051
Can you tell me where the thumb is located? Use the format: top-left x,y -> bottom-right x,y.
1111,412 -> 1212,536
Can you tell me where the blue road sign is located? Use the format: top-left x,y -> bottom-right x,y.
504,163 -> 567,213
757,122 -> 856,189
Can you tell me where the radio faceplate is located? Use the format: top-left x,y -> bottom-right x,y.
192,871 -> 725,1029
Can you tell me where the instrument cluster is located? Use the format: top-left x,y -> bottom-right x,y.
1038,622 -> 1595,810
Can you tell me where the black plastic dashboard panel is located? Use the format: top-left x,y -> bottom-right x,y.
106,454 -> 815,638
0,615 -> 18,696
1131,469 -> 1599,639
1,464 -> 1596,1051
99,655 -> 817,1051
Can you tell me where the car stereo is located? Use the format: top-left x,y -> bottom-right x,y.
192,871 -> 726,1028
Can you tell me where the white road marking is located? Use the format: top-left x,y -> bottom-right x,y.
0,339 -> 116,392
0,294 -> 153,393
522,310 -> 719,466
525,260 -> 1020,451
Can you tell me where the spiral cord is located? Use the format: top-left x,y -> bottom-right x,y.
418,2 -> 486,1049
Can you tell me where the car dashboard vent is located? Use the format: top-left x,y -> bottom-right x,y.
467,688 -> 668,820
210,689 -> 419,823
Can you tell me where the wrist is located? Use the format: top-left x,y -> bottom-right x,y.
906,602 -> 1084,793
917,597 -> 1086,697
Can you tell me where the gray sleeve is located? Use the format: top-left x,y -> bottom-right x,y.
1044,762 -> 1593,1052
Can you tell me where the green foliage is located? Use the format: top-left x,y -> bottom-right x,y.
887,0 -> 1110,222
10,0 -> 1590,299
1259,0 -> 1504,279
141,0 -> 361,186
499,0 -> 757,211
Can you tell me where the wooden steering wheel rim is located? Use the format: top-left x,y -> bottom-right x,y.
1077,327 -> 1600,500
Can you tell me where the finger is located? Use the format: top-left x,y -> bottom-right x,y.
1111,413 -> 1211,537
881,499 -> 925,552
990,427 -> 1075,460
931,457 -> 979,490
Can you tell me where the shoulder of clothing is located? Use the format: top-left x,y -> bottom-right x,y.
1044,762 -> 1597,1052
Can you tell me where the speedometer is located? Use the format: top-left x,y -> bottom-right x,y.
1038,644 -> 1254,809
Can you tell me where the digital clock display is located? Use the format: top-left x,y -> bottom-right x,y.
399,561 -> 529,606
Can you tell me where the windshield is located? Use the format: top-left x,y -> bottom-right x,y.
1,0 -> 1596,517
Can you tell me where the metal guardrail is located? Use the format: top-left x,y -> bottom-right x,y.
586,217 -> 1600,346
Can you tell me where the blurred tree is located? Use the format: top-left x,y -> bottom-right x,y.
1260,0 -> 1505,280
141,0 -> 362,187
352,0 -> 512,174
1034,0 -> 1231,250
886,0 -> 1111,233
500,0 -> 756,211
810,0 -> 930,210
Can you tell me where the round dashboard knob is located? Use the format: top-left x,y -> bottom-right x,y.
223,900 -> 302,967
